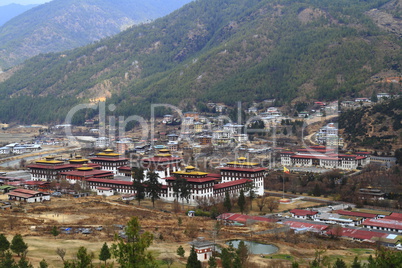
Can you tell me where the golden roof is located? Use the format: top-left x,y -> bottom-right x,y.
173,166 -> 208,176
156,153 -> 172,157
76,164 -> 94,171
226,161 -> 259,166
36,156 -> 64,164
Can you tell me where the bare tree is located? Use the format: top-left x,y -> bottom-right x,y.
56,248 -> 66,263
256,195 -> 268,212
266,197 -> 279,213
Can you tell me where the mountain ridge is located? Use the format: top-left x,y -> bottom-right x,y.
0,0 -> 401,124
0,0 -> 193,68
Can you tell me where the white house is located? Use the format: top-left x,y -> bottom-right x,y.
96,187 -> 114,197
189,238 -> 215,262
8,189 -> 50,203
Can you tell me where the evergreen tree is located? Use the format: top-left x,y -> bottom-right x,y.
333,258 -> 347,268
0,234 -> 10,254
186,246 -> 201,268
0,250 -> 17,268
223,191 -> 232,212
132,167 -> 145,206
237,189 -> 246,214
111,217 -> 156,268
236,240 -> 249,266
351,256 -> 361,268
292,261 -> 299,268
208,255 -> 217,268
177,245 -> 185,258
10,234 -> 28,257
172,177 -> 192,207
51,226 -> 59,238
99,242 -> 111,265
39,259 -> 49,268
145,170 -> 162,207
221,248 -> 233,268
17,255 -> 33,268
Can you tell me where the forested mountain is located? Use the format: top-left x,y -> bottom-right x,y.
339,97 -> 402,152
0,3 -> 38,27
0,0 -> 193,68
0,0 -> 401,124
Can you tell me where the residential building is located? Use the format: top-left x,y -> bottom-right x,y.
8,188 -> 50,203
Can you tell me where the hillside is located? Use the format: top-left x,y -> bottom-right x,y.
0,0 -> 193,69
0,0 -> 401,124
0,3 -> 38,26
339,97 -> 402,152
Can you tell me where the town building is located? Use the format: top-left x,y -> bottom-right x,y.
27,157 -> 77,181
59,165 -> 114,184
289,209 -> 318,220
219,157 -> 266,196
8,188 -> 50,203
89,149 -> 129,175
140,149 -> 183,185
280,147 -> 369,170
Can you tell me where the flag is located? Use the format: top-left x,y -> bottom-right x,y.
283,166 -> 290,174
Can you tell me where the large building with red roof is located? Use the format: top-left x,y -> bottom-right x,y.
27,155 -> 101,181
161,158 -> 266,205
89,149 -> 128,175
219,157 -> 266,195
280,147 -> 370,170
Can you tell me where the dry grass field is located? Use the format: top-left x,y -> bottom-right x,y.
0,195 -> 378,267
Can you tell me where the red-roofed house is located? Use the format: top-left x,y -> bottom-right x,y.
8,188 -> 50,203
290,209 -> 318,219
362,218 -> 402,233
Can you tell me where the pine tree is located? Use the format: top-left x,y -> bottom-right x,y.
39,259 -> 49,268
333,258 -> 347,268
186,246 -> 201,268
0,250 -> 17,268
132,167 -> 145,206
10,234 -> 28,257
237,189 -> 246,214
208,255 -> 217,268
0,233 -> 10,253
145,170 -> 162,207
223,191 -> 232,212
177,245 -> 185,258
51,226 -> 59,238
99,242 -> 111,265
236,240 -> 249,266
111,217 -> 156,268
351,256 -> 362,268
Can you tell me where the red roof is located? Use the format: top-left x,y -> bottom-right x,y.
61,169 -> 113,177
86,178 -> 133,186
327,227 -> 386,241
362,218 -> 402,230
97,187 -> 113,191
283,220 -> 328,231
118,166 -> 132,171
290,209 -> 318,217
334,210 -> 377,219
213,179 -> 251,190
27,164 -> 75,170
24,181 -> 48,186
385,213 -> 402,221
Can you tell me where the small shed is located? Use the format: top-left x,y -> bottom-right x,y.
189,237 -> 215,262
96,187 -> 114,197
